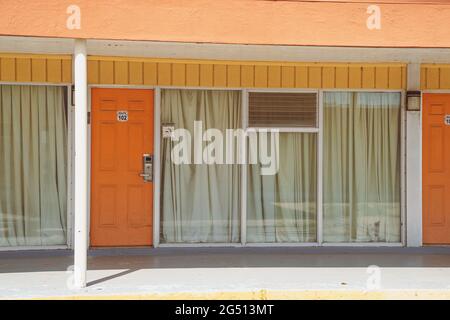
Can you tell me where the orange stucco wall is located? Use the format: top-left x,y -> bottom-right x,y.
1,0 -> 450,48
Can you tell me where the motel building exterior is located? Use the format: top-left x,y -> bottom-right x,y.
1,0 -> 450,290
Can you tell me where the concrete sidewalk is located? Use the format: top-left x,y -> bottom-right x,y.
1,247 -> 450,299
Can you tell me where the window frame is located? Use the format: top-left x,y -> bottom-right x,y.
319,89 -> 406,247
242,88 -> 320,246
0,83 -> 72,250
242,88 -> 405,247
155,87 -> 405,247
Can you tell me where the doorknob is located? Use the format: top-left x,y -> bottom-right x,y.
140,154 -> 153,182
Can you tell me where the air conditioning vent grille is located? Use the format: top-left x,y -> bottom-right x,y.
248,92 -> 317,127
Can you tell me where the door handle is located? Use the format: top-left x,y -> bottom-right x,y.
140,154 -> 153,182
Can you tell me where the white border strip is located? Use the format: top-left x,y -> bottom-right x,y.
318,90 -> 324,245
241,89 -> 249,245
153,88 -> 161,247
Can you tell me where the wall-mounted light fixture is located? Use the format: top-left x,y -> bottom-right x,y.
406,90 -> 421,111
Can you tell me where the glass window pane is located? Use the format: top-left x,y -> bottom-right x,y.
323,92 -> 401,243
0,85 -> 68,246
247,132 -> 317,242
160,89 -> 241,243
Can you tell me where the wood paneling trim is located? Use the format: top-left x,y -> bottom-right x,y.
87,56 -> 407,89
0,53 -> 72,83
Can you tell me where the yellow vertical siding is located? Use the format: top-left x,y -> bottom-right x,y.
362,67 -> 375,89
129,62 -> 143,85
254,65 -> 268,87
267,66 -> 281,88
420,64 -> 450,89
213,64 -> 227,87
348,66 -> 362,89
308,67 -> 321,88
281,66 -> 294,88
99,61 -> 114,84
158,63 -> 172,86
199,64 -> 213,87
420,67 -> 427,89
46,59 -> 62,83
388,66 -> 403,89
87,60 -> 99,84
335,67 -> 348,88
16,58 -> 31,82
295,66 -> 308,88
143,62 -> 157,85
439,68 -> 450,89
31,59 -> 47,82
241,65 -> 254,87
0,54 -> 408,89
0,54 -> 72,83
172,63 -> 186,86
427,68 -> 439,89
1,58 -> 16,81
114,61 -> 129,85
62,59 -> 72,83
322,67 -> 335,89
84,56 -> 406,89
186,64 -> 200,86
375,67 -> 388,89
227,65 -> 241,87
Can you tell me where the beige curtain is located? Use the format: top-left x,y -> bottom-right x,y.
160,89 -> 241,243
247,133 -> 317,242
323,92 -> 401,242
0,85 -> 67,246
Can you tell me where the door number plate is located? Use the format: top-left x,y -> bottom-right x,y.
117,111 -> 128,122
445,115 -> 450,126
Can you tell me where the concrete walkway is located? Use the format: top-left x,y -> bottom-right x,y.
1,247 -> 450,299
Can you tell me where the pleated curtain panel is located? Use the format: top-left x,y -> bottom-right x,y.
323,92 -> 401,242
0,85 -> 67,246
247,133 -> 317,243
160,89 -> 242,243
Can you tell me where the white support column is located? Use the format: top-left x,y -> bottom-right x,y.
153,88 -> 161,247
406,63 -> 422,247
73,39 -> 88,288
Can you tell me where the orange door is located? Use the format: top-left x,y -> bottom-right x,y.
91,88 -> 154,247
423,94 -> 450,244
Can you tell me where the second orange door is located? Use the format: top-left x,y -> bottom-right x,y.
90,88 -> 154,247
423,94 -> 450,244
